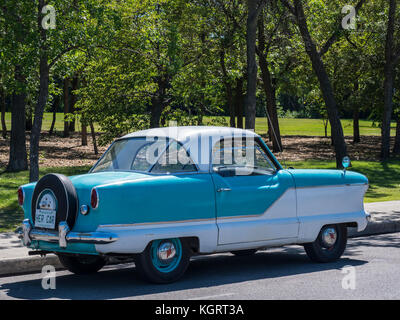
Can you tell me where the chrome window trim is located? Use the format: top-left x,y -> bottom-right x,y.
209,137 -> 278,175
90,137 -> 200,175
149,138 -> 199,174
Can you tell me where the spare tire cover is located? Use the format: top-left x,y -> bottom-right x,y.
31,173 -> 78,230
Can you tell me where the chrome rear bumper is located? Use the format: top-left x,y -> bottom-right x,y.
18,219 -> 118,248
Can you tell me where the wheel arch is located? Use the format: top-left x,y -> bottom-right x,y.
297,216 -> 363,244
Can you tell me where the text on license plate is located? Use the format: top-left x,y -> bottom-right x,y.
35,209 -> 56,229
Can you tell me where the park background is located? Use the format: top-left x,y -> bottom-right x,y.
0,0 -> 399,232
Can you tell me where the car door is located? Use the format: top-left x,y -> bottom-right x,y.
211,138 -> 298,245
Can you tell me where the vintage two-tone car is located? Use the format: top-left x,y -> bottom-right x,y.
17,126 -> 370,283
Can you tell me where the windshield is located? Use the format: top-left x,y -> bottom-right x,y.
91,137 -> 197,174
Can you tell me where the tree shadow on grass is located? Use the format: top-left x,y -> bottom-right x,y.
0,208 -> 23,232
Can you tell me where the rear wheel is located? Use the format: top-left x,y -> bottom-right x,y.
304,224 -> 347,263
58,254 -> 106,274
135,238 -> 190,284
231,249 -> 258,256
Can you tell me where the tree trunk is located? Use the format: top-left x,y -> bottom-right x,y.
220,50 -> 235,127
7,65 -> 28,172
150,78 -> 167,128
353,105 -> 360,143
29,0 -> 49,182
25,105 -> 32,131
150,97 -> 162,128
245,0 -> 265,130
69,75 -> 78,132
1,86 -> 6,139
381,68 -> 395,159
381,0 -> 397,160
291,0 -> 347,168
235,77 -> 244,129
90,122 -> 98,155
63,78 -> 70,137
81,122 -> 88,146
393,116 -> 400,155
257,16 -> 283,152
323,118 -> 328,138
49,95 -> 59,135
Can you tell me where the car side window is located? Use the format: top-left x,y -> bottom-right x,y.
212,138 -> 276,177
151,140 -> 197,174
131,142 -> 158,171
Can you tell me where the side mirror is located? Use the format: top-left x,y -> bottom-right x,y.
342,156 -> 351,171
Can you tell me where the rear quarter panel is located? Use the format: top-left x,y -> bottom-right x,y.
92,173 -> 218,254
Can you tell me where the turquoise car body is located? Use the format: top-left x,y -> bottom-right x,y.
18,126 -> 369,256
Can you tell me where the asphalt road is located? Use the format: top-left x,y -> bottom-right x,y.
1,232 -> 400,300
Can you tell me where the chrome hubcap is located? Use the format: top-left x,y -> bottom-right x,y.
321,227 -> 337,248
157,241 -> 177,262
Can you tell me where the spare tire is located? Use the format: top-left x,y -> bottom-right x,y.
31,173 -> 78,230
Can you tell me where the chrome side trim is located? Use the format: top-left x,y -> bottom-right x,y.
99,217 -> 215,228
98,183 -> 369,229
295,183 -> 369,189
67,232 -> 119,244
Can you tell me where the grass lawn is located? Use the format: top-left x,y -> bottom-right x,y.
4,113 -> 397,137
286,159 -> 400,203
0,166 -> 91,233
3,112 -> 101,133
1,161 -> 398,233
204,116 -> 397,137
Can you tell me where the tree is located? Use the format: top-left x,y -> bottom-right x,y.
245,0 -> 266,130
393,115 -> 400,154
0,83 -> 6,139
29,0 -> 50,182
381,0 -> 400,160
256,4 -> 287,152
8,66 -> 28,171
0,1 -> 36,172
29,0 -> 102,181
63,78 -> 70,137
281,0 -> 367,167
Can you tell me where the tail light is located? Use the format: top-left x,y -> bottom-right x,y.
90,188 -> 99,209
18,187 -> 24,206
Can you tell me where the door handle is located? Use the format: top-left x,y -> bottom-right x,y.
217,188 -> 232,192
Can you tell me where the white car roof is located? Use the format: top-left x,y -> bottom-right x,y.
121,126 -> 259,142
121,126 -> 261,172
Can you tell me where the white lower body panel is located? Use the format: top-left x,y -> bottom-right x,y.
94,184 -> 369,254
296,184 -> 369,242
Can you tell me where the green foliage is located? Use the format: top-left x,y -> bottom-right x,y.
1,0 -> 399,147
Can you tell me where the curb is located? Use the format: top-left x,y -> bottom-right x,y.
0,253 -> 133,277
0,255 -> 63,277
348,220 -> 400,237
1,220 -> 399,278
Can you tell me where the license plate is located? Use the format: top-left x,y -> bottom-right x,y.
35,209 -> 56,229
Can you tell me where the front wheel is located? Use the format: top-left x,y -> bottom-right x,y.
304,224 -> 347,263
135,238 -> 190,284
58,254 -> 106,274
